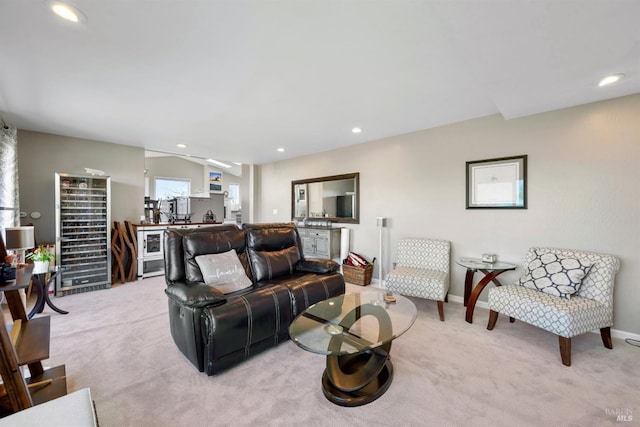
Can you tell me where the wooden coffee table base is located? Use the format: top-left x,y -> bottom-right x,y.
322,342 -> 393,407
289,292 -> 416,408
321,304 -> 394,407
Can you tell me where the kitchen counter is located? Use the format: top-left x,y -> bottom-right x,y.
133,222 -> 221,279
132,222 -> 222,227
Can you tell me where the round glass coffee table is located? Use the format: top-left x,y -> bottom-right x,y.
289,291 -> 416,407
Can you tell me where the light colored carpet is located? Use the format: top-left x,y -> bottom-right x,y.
29,276 -> 638,426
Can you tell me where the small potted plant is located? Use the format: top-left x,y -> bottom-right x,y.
27,245 -> 55,274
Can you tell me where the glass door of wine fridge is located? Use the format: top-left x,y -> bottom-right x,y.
55,173 -> 112,296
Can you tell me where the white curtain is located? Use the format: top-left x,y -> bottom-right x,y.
1,124 -> 20,244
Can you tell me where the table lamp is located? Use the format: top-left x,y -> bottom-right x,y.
5,226 -> 35,266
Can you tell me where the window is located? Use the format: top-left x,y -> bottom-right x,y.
155,177 -> 190,200
228,183 -> 240,210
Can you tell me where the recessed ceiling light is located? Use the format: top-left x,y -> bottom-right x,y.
352,127 -> 362,134
206,159 -> 232,168
277,148 -> 285,152
232,162 -> 242,166
598,74 -> 624,87
176,144 -> 187,148
47,1 -> 88,24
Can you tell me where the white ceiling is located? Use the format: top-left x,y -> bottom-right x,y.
1,0 -> 639,165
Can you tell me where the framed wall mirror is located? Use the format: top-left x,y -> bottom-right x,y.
291,173 -> 359,224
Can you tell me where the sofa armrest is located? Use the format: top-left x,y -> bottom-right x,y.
165,281 -> 227,308
296,258 -> 340,274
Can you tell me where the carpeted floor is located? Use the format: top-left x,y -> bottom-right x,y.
21,276 -> 639,426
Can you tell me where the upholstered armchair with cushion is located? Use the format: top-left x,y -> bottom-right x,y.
487,247 -> 620,366
384,238 -> 450,321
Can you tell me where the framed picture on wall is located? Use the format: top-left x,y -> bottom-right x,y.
209,172 -> 223,193
466,155 -> 527,209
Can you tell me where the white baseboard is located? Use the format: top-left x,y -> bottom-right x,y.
368,282 -> 640,342
611,328 -> 640,341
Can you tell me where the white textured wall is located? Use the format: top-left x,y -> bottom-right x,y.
257,94 -> 640,335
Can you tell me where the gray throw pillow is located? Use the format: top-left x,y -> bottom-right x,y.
518,250 -> 593,298
195,250 -> 252,294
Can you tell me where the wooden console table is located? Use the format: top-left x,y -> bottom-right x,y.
0,264 -> 67,416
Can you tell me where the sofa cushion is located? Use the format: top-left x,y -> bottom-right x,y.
182,229 -> 251,283
385,266 -> 449,301
164,225 -> 241,284
195,250 -> 253,294
165,282 -> 227,309
297,259 -> 340,274
488,284 -> 612,337
201,283 -> 295,375
244,224 -> 302,282
518,250 -> 593,298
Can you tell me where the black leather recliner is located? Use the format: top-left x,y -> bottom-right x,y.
164,222 -> 345,375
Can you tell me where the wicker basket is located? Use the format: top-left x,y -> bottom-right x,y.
342,264 -> 373,286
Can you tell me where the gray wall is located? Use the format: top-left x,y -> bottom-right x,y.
15,132 -> 245,242
12,95 -> 640,335
17,130 -> 144,244
256,94 -> 640,335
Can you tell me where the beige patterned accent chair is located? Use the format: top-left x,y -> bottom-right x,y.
384,238 -> 450,321
487,247 -> 620,366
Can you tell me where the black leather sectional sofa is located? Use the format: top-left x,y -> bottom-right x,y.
163,222 -> 345,375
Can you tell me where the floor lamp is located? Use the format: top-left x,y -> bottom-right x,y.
377,217 -> 386,287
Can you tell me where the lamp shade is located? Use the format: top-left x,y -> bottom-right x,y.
5,226 -> 35,250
